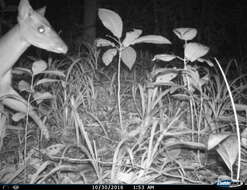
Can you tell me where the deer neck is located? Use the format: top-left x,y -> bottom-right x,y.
0,24 -> 30,78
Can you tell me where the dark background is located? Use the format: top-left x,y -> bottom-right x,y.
1,0 -> 247,58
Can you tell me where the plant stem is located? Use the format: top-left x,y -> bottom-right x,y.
24,74 -> 34,183
117,50 -> 123,130
197,94 -> 203,165
183,51 -> 194,142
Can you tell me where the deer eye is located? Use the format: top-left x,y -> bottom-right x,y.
38,25 -> 45,33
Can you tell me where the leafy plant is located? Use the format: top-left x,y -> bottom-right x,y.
153,28 -> 211,165
96,8 -> 171,130
14,60 -> 64,121
153,27 -> 241,180
10,59 -> 65,182
208,133 -> 238,179
210,58 -> 241,180
12,60 -> 64,142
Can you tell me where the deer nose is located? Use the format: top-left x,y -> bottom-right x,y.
56,43 -> 68,54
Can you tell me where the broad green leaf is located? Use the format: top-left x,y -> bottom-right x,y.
32,60 -> 47,75
96,38 -> 115,47
35,78 -> 61,87
132,35 -> 171,45
173,28 -> 197,41
216,135 -> 238,171
121,46 -> 137,70
98,8 -> 123,38
155,73 -> 177,83
153,54 -> 176,62
18,80 -> 30,92
184,42 -> 209,62
208,133 -> 231,150
122,29 -> 143,47
12,112 -> 25,122
102,48 -> 117,66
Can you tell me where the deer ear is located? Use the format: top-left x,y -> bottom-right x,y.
18,0 -> 34,21
37,6 -> 46,16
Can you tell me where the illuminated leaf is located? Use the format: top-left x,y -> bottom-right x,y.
35,79 -> 60,87
96,38 -> 115,47
132,35 -> 171,45
121,46 -> 136,70
185,42 -> 209,62
155,73 -> 177,83
12,112 -> 25,122
18,80 -> 30,92
122,29 -> 142,47
173,28 -> 197,41
102,48 -> 117,66
208,133 -> 231,150
153,54 -> 176,62
98,8 -> 123,38
32,60 -> 47,75
216,135 -> 238,171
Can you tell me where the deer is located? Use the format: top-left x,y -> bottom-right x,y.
0,0 -> 68,139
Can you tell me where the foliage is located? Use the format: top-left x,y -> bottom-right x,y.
1,4 -> 247,185
153,27 -> 242,180
97,8 -> 170,130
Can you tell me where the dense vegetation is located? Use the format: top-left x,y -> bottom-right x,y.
0,0 -> 247,185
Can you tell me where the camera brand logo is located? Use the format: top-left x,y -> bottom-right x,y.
216,179 -> 244,188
